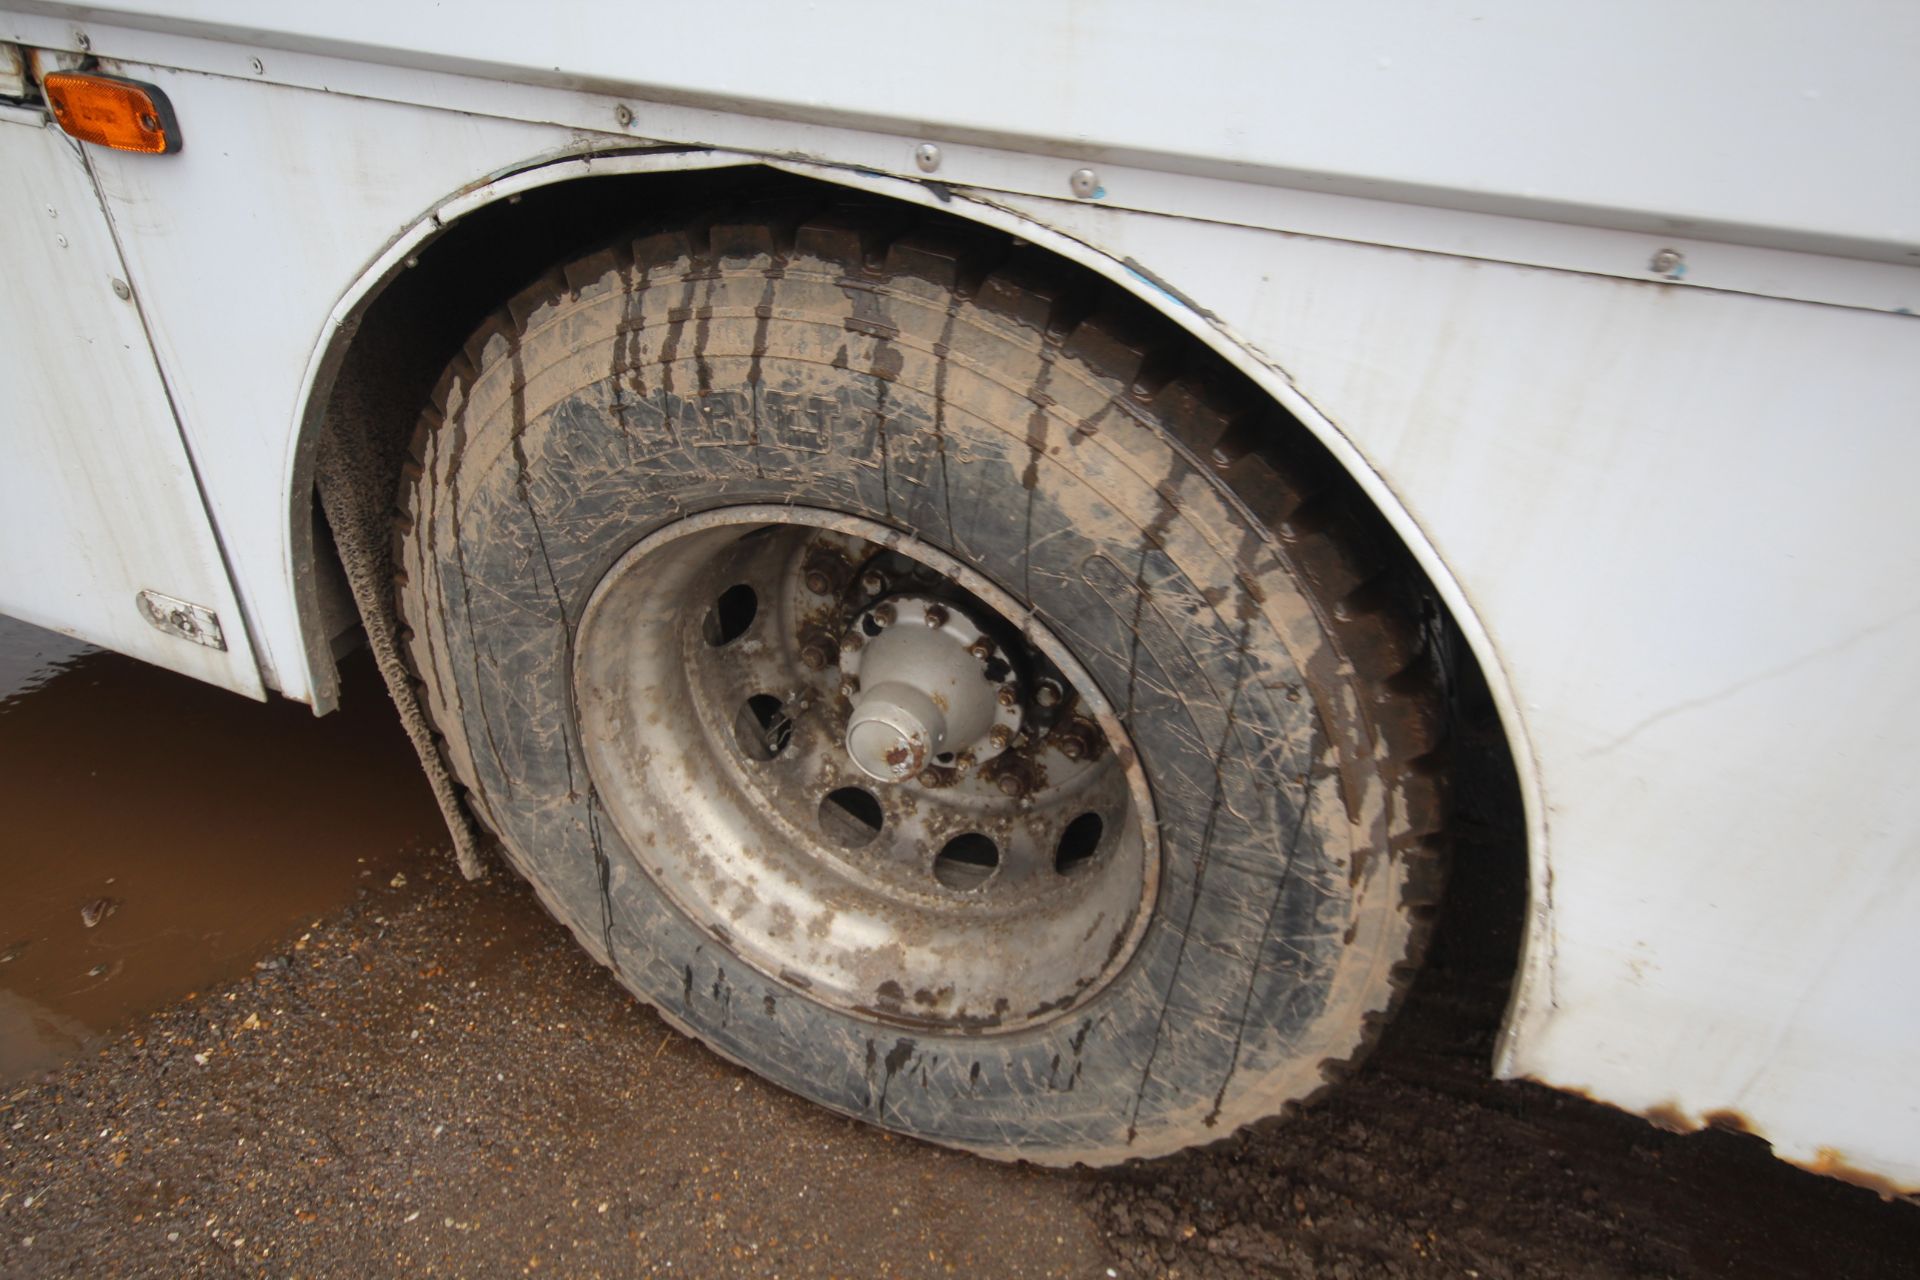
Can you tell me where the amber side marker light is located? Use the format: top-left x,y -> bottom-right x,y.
43,71 -> 181,154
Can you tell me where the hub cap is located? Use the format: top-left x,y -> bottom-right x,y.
572,507 -> 1159,1034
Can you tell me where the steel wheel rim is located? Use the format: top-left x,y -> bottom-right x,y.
573,505 -> 1159,1034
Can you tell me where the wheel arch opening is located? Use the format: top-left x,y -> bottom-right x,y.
295,161 -> 1528,1039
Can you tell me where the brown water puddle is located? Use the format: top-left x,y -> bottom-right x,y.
0,614 -> 445,1082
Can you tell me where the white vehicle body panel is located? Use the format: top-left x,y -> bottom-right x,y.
1,1 -> 1915,1192
0,108 -> 259,696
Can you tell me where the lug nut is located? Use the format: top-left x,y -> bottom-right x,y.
860,571 -> 886,596
800,644 -> 829,670
923,604 -> 949,629
872,604 -> 896,628
840,633 -> 863,655
968,639 -> 993,660
1035,681 -> 1062,709
996,687 -> 1018,709
1057,737 -> 1085,761
989,724 -> 1013,749
997,773 -> 1025,798
803,570 -> 833,596
840,679 -> 858,698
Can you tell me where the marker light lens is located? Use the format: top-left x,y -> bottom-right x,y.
43,72 -> 180,154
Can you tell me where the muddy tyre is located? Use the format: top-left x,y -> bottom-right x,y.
395,203 -> 1446,1165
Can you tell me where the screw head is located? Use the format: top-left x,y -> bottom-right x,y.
914,143 -> 942,173
1069,167 -> 1101,199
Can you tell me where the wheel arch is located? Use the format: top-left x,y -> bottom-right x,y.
287,149 -> 1543,1060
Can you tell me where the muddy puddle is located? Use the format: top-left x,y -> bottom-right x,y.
0,613 -> 445,1083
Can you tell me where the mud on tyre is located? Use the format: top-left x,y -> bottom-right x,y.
394,198 -> 1447,1165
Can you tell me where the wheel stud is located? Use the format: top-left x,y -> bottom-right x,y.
968,639 -> 993,661
923,604 -> 949,629
840,633 -> 863,655
996,686 -> 1018,709
872,604 -> 896,628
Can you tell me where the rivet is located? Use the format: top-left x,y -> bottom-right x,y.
615,104 -> 635,128
45,205 -> 57,219
1069,167 -> 1101,199
111,278 -> 131,300
914,143 -> 941,173
54,233 -> 69,249
249,56 -> 264,75
1649,248 -> 1685,277
73,30 -> 90,50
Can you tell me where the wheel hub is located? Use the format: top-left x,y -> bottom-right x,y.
839,595 -> 1022,782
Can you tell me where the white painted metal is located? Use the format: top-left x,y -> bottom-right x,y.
0,2 -> 1915,1193
0,40 -> 24,97
2,6 -> 1916,313
0,112 -> 259,697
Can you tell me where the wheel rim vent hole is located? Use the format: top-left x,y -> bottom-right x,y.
860,613 -> 884,637
933,833 -> 999,890
1054,812 -> 1104,876
733,694 -> 792,761
702,583 -> 758,646
819,786 -> 884,848
982,656 -> 1011,683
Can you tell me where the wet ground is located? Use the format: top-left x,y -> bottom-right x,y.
2,614 -> 1917,1277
